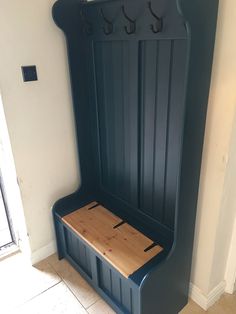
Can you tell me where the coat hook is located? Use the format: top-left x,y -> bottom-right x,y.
148,1 -> 163,33
121,5 -> 136,35
80,10 -> 93,35
100,9 -> 113,35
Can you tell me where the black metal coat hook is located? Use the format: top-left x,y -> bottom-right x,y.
121,6 -> 136,35
148,1 -> 163,33
80,10 -> 93,35
100,9 -> 113,35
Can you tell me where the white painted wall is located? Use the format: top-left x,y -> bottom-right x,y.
190,0 -> 236,306
213,115 -> 236,292
0,0 -> 79,259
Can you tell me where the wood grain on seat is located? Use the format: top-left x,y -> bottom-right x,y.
62,202 -> 163,278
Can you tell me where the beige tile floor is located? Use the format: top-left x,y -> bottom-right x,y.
0,253 -> 235,314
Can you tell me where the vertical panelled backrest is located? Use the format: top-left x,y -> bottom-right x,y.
84,0 -> 188,232
94,41 -> 139,207
139,39 -> 187,229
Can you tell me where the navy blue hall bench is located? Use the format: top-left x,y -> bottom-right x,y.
52,0 -> 219,313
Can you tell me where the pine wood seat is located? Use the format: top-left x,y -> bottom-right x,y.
62,202 -> 163,278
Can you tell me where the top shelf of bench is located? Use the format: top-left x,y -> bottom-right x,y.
62,202 -> 163,278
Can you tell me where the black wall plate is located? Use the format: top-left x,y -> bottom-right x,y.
21,65 -> 38,82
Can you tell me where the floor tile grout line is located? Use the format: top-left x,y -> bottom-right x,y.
46,259 -> 90,313
46,257 -> 111,312
58,278 -> 90,313
3,255 -> 108,314
12,281 -> 62,311
86,299 -> 101,311
0,256 -> 63,312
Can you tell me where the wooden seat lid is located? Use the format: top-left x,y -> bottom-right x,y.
62,202 -> 163,278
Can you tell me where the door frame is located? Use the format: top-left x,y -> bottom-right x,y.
0,175 -> 15,249
0,93 -> 31,258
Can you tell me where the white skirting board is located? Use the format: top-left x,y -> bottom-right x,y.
30,241 -> 56,265
189,281 -> 226,310
224,217 -> 236,294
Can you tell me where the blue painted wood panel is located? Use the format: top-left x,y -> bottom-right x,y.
93,38 -> 187,230
65,228 -> 92,277
97,258 -> 138,313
